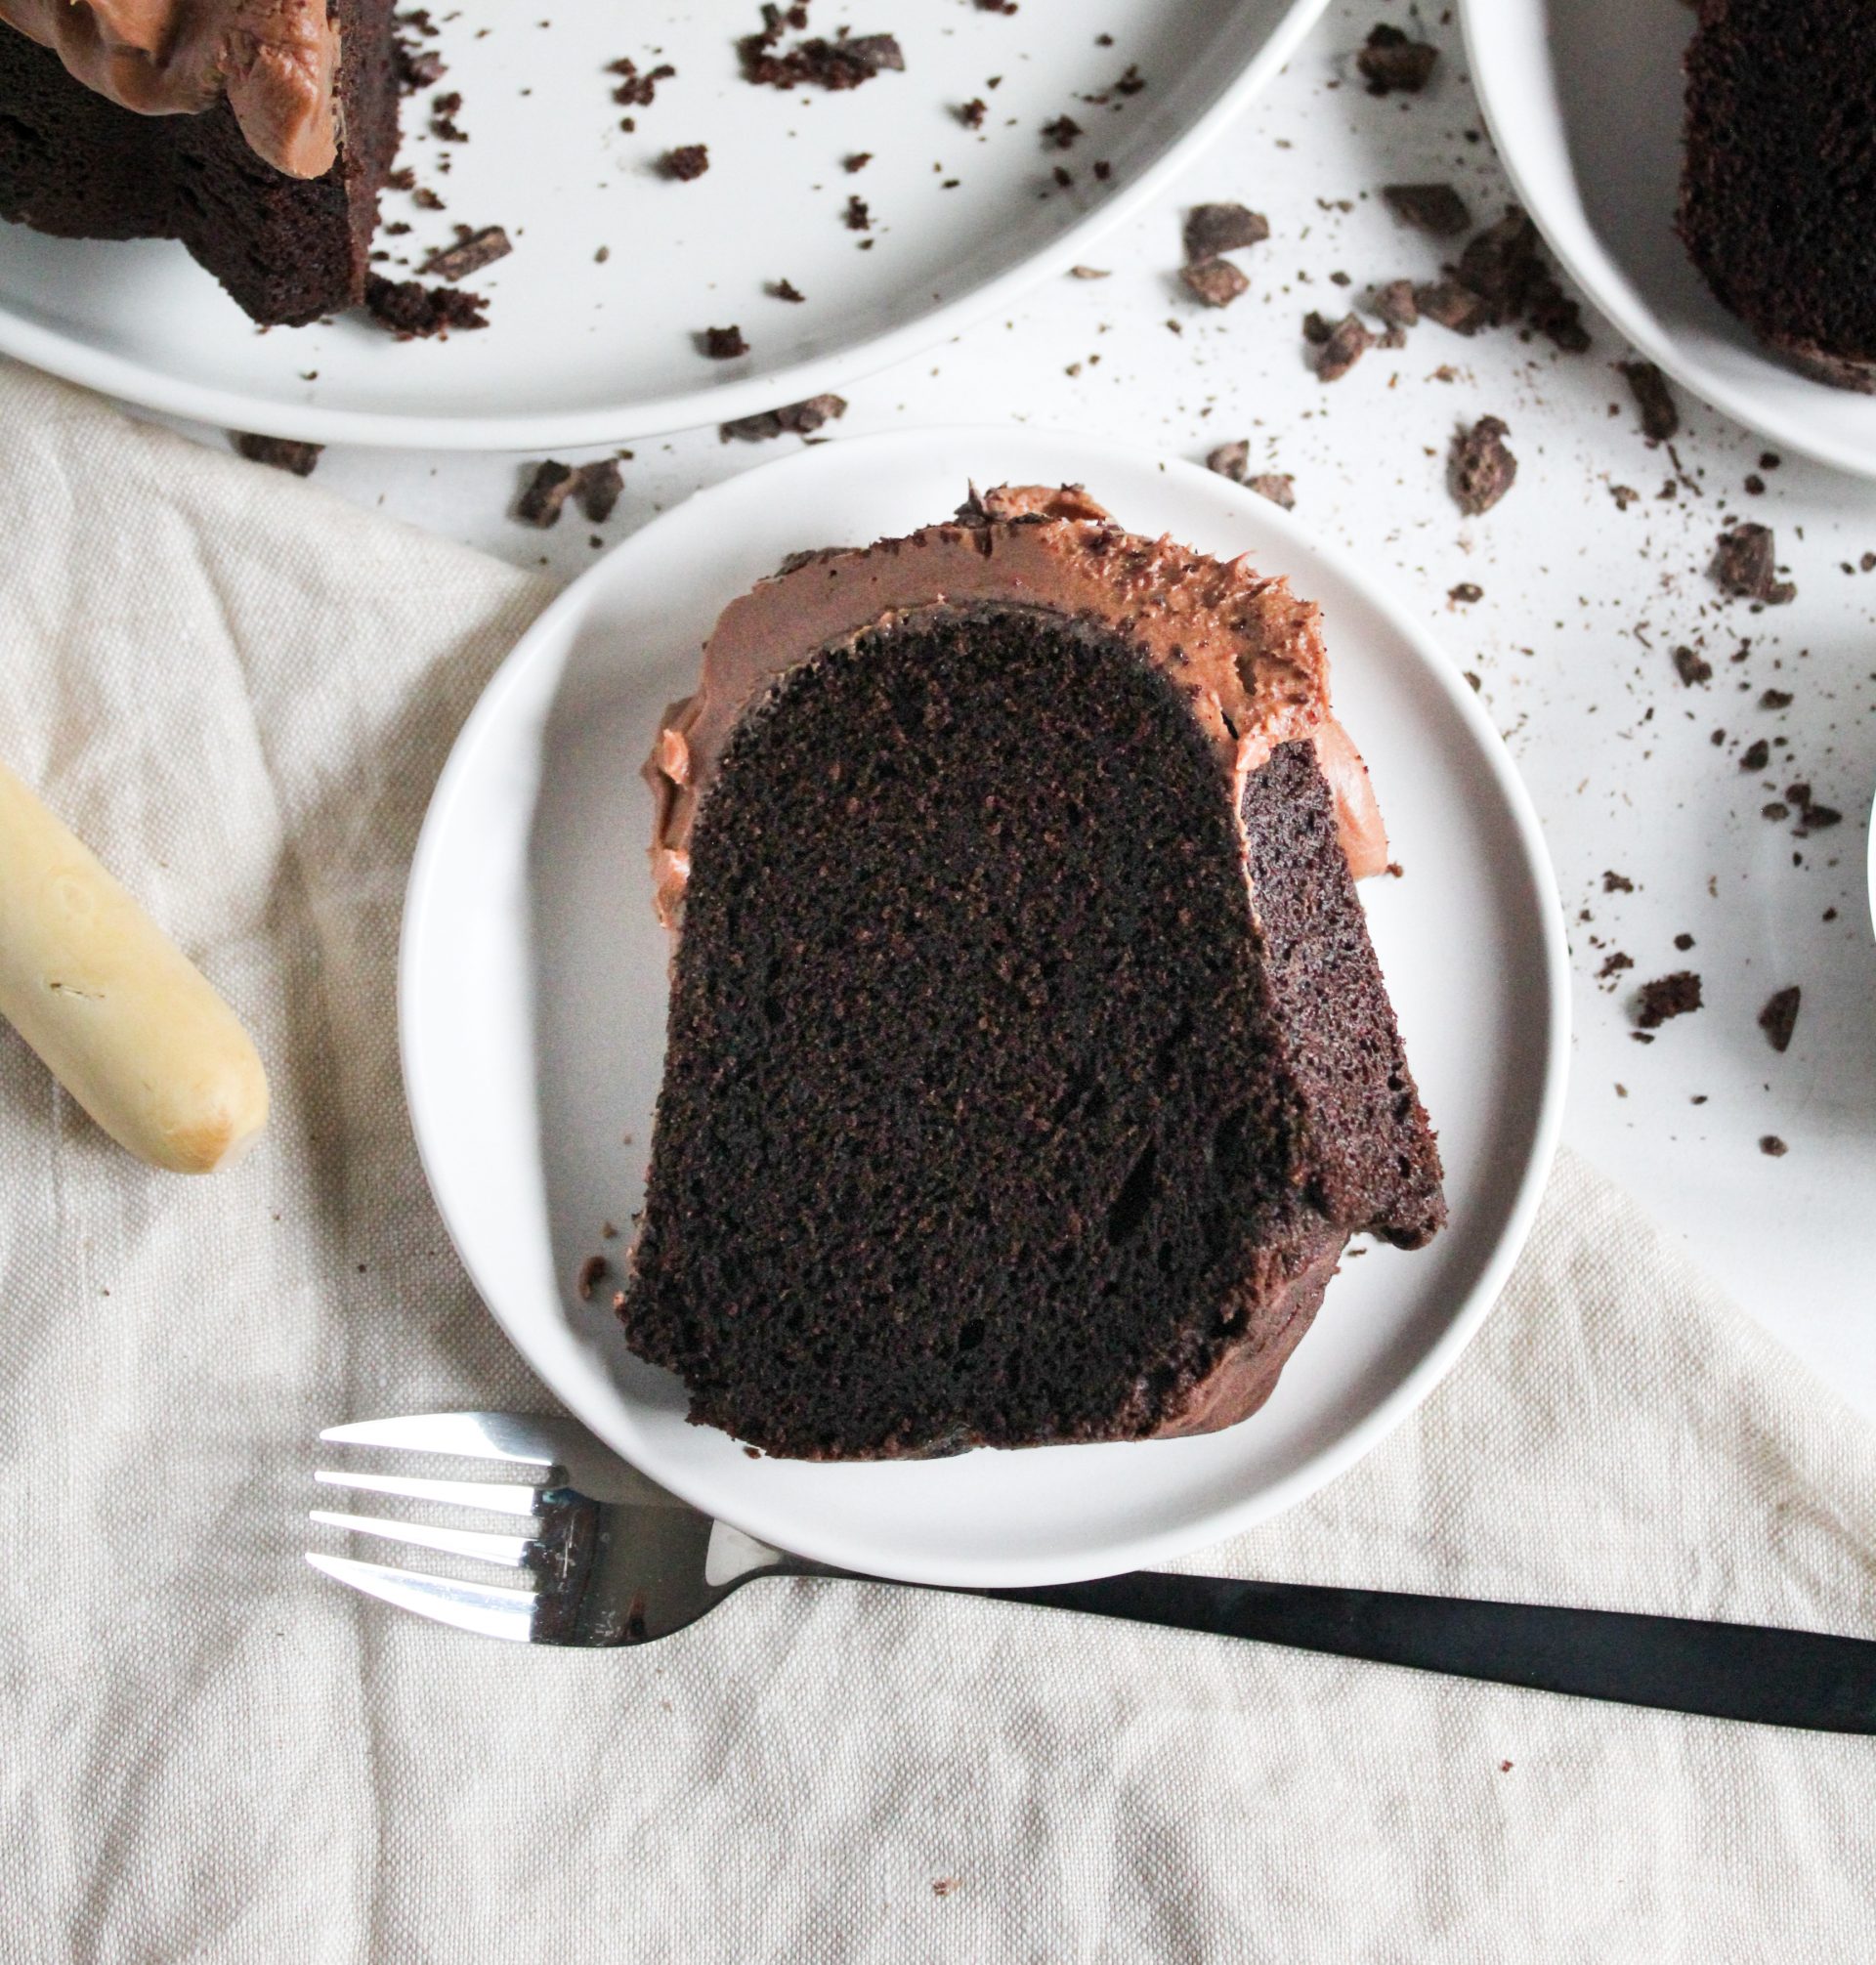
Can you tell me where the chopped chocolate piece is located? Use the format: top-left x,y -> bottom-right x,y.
576,1254 -> 608,1301
1457,207 -> 1540,320
1357,23 -> 1438,96
1634,971 -> 1702,1028
844,194 -> 872,232
741,25 -> 905,92
1316,313 -> 1374,381
1383,184 -> 1471,237
1799,803 -> 1842,833
1205,439 -> 1249,483
1672,644 -> 1713,686
1760,688 -> 1793,710
769,278 -> 807,303
660,145 -> 710,182
1182,259 -> 1250,308
1760,1134 -> 1788,1158
1182,202 -> 1269,263
419,225 -> 512,283
516,460 -> 578,527
1602,871 -> 1635,893
1448,581 -> 1482,604
1248,474 -> 1296,510
575,458 -> 623,524
719,393 -> 848,443
1618,362 -> 1681,442
1301,310 -> 1335,345
701,325 -> 750,359
1739,738 -> 1770,771
1450,416 -> 1517,515
1759,986 -> 1801,1053
231,432 -> 322,476
1374,278 -> 1419,328
362,275 -> 489,338
1416,279 -> 1491,335
1042,114 -> 1084,150
1712,524 -> 1796,604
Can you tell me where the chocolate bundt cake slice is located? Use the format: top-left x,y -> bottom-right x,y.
1680,0 -> 1876,391
0,0 -> 399,325
621,487 -> 1445,1460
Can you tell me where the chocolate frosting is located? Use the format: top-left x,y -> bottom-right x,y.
0,0 -> 338,178
645,485 -> 1390,928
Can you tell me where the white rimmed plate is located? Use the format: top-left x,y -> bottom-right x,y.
1462,0 -> 1876,480
0,0 -> 1325,450
400,426 -> 1569,1587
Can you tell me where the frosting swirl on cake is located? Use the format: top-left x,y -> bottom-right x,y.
645,486 -> 1390,927
0,0 -> 338,178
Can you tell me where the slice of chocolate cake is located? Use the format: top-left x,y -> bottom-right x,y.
0,0 -> 399,325
622,487 -> 1445,1461
1679,0 -> 1876,391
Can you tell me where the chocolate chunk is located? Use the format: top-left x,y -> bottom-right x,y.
516,460 -> 577,527
1301,310 -> 1335,345
418,224 -> 511,282
1181,259 -> 1250,308
1356,23 -> 1437,95
1457,207 -> 1540,320
1450,415 -> 1517,515
742,26 -> 904,91
719,393 -> 849,443
1373,278 -> 1419,328
1760,1134 -> 1788,1158
700,325 -> 750,359
1623,360 -> 1678,438
1739,738 -> 1770,772
1182,202 -> 1270,263
362,275 -> 489,338
231,432 -> 322,477
769,278 -> 807,303
1247,474 -> 1296,510
1760,689 -> 1794,713
1758,986 -> 1801,1053
1316,313 -> 1374,381
1634,971 -> 1702,1028
1041,114 -> 1084,150
1416,278 -> 1491,335
1601,870 -> 1635,893
660,145 -> 709,181
575,458 -> 623,524
1383,184 -> 1471,236
1672,644 -> 1713,686
1205,440 -> 1249,482
1712,523 -> 1796,604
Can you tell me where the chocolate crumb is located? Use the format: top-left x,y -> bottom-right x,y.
1762,801 -> 1791,822
1182,202 -> 1269,263
1674,932 -> 1695,951
516,460 -> 577,527
660,144 -> 709,181
1416,279 -> 1491,335
1634,971 -> 1702,1028
1759,986 -> 1801,1053
1357,23 -> 1437,95
741,25 -> 904,92
1069,265 -> 1110,279
1042,114 -> 1084,150
932,1879 -> 959,1898
1619,361 -> 1679,443
574,458 -> 623,524
1712,524 -> 1795,605
844,194 -> 872,232
1205,440 -> 1249,483
575,1254 -> 607,1301
844,151 -> 872,172
769,278 -> 806,303
1383,184 -> 1471,236
362,274 -> 488,337
1182,259 -> 1250,308
719,393 -> 848,442
1601,871 -> 1635,893
958,97 -> 987,128
700,324 -> 749,359
1448,581 -> 1483,604
1760,688 -> 1793,710
1316,313 -> 1374,381
1760,1134 -> 1788,1158
1373,278 -> 1418,328
1672,644 -> 1713,686
1739,738 -> 1770,772
231,432 -> 322,476
1450,415 -> 1517,515
1301,310 -> 1335,346
608,57 -> 674,107
1598,951 -> 1634,981
411,186 -> 445,211
418,224 -> 511,282
1248,474 -> 1296,509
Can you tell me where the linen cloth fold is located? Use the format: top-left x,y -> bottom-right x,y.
1,363 -> 1871,1963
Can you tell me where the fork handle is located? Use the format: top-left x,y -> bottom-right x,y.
984,1573 -> 1876,1733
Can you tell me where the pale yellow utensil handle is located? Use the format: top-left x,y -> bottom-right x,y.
0,759 -> 268,1173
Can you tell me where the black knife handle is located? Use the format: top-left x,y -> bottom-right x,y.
986,1572 -> 1876,1734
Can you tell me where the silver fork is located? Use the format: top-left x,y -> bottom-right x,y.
308,1410 -> 1876,1732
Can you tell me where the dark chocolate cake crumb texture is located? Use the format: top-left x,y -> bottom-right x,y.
700,324 -> 750,360
739,8 -> 904,92
363,274 -> 489,337
1182,260 -> 1249,309
1383,184 -> 1471,237
1450,416 -> 1517,515
1183,203 -> 1270,263
1356,23 -> 1437,96
231,433 -> 323,476
516,458 -> 625,529
1712,524 -> 1795,605
719,394 -> 847,443
418,224 -> 510,282
1635,971 -> 1703,1029
660,145 -> 710,182
1315,314 -> 1373,382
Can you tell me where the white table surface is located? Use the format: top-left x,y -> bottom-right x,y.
150,0 -> 1876,1417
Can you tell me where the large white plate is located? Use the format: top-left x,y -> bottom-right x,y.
1463,0 -> 1876,480
0,0 -> 1325,450
401,427 -> 1569,1587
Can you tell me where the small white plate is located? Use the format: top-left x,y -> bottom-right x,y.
401,427 -> 1569,1587
1463,0 -> 1876,480
0,0 -> 1325,450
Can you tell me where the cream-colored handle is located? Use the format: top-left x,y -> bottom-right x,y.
0,759 -> 269,1173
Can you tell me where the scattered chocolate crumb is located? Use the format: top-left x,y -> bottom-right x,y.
1205,440 -> 1249,482
1674,932 -> 1695,952
844,194 -> 872,232
1383,183 -> 1471,236
429,90 -> 467,143
1357,23 -> 1437,95
1069,265 -> 1110,279
1602,871 -> 1635,893
1598,951 -> 1634,981
396,44 -> 447,94
601,1220 -> 619,1239
844,151 -> 873,172
362,274 -> 488,337
1248,474 -> 1296,509
1182,202 -> 1269,263
719,392 -> 848,442
1373,278 -> 1418,328
1762,801 -> 1791,822
1416,279 -> 1490,335
1301,310 -> 1335,346
1760,688 -> 1793,710
1450,415 -> 1517,515
516,460 -> 577,527
1712,524 -> 1795,605
575,458 -> 623,524
700,324 -> 749,359
660,144 -> 709,181
385,165 -> 416,192
1634,971 -> 1702,1028
958,98 -> 987,128
1672,644 -> 1712,686
1760,1134 -> 1788,1158
609,57 -> 675,107
1182,259 -> 1250,308
1759,986 -> 1801,1053
231,432 -> 322,476
1448,581 -> 1483,604
1743,473 -> 1765,496
575,1254 -> 607,1301
1463,670 -> 1481,692
419,224 -> 511,282
1316,313 -> 1374,381
741,21 -> 903,92
1500,1761 -> 1514,1773
1739,737 -> 1770,772
594,245 -> 611,264
1042,114 -> 1084,150
1610,484 -> 1639,510
411,186 -> 446,212
1619,361 -> 1679,443
769,278 -> 807,303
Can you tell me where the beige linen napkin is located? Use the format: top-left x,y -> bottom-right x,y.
2,363 -> 1872,1964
